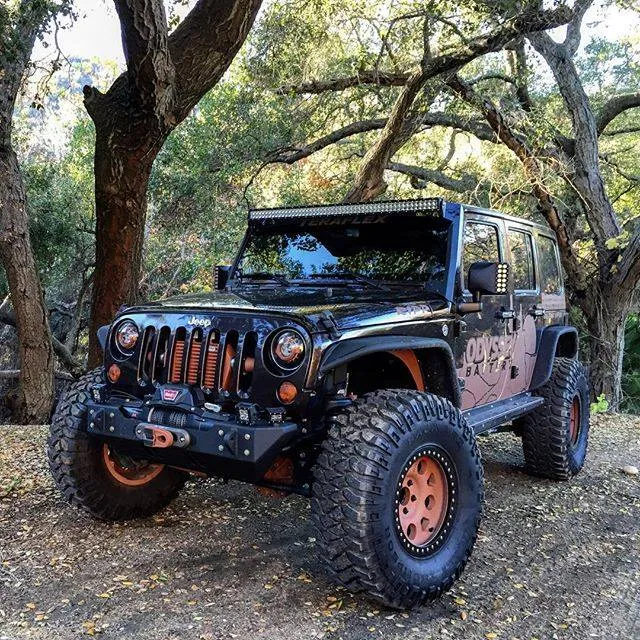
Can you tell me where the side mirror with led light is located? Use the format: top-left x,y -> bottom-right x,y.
214,265 -> 231,290
467,261 -> 510,300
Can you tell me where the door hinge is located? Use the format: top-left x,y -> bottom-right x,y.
318,311 -> 341,339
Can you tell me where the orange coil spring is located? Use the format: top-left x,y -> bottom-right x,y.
170,340 -> 185,383
186,339 -> 202,385
203,341 -> 219,389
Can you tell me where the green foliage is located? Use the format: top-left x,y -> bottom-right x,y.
590,394 -> 610,415
144,82 -> 305,298
1,112 -> 96,303
622,314 -> 640,413
578,36 -> 640,91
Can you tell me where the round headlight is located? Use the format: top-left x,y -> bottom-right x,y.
272,330 -> 305,369
115,320 -> 139,353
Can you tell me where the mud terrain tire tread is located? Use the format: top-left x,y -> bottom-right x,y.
48,368 -> 187,521
311,389 -> 483,609
520,357 -> 589,480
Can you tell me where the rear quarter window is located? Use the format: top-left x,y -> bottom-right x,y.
538,235 -> 563,294
508,229 -> 535,291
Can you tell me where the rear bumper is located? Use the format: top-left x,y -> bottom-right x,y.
85,399 -> 300,476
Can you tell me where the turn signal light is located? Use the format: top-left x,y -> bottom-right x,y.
107,364 -> 121,383
277,381 -> 298,404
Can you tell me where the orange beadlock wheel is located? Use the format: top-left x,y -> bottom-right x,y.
397,453 -> 450,549
569,395 -> 581,445
102,444 -> 165,487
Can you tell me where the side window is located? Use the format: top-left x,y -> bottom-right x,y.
508,229 -> 535,291
463,222 -> 500,290
538,235 -> 562,294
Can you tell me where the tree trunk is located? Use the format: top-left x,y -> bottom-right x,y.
583,291 -> 629,411
87,121 -> 162,368
344,69 -> 427,203
83,0 -> 263,366
0,147 -> 55,422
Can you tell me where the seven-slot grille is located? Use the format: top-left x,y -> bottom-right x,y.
137,325 -> 256,395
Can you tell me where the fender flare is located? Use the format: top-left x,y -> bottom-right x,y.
529,325 -> 579,390
319,336 -> 461,407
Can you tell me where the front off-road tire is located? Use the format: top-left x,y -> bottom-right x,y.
312,390 -> 484,609
48,368 -> 187,521
520,357 -> 590,480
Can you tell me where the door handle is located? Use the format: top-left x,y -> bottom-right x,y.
496,308 -> 515,320
529,306 -> 545,317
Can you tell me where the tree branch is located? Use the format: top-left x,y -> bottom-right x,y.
169,0 -> 263,121
277,6 -> 573,97
84,0 -> 262,128
529,31 -> 622,250
565,0 -> 594,56
617,230 -> 640,292
341,7 -> 573,204
468,72 -> 516,87
509,38 -> 533,112
113,0 -> 175,117
277,71 -> 411,95
344,68 -> 429,202
0,308 -> 83,376
267,119 -> 388,163
601,124 -> 640,137
265,112 -> 499,166
597,92 -> 640,135
0,0 -> 58,146
447,74 -> 586,294
387,161 -> 478,192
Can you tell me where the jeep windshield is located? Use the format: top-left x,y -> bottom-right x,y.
234,215 -> 451,294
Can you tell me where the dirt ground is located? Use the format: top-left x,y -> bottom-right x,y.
0,414 -> 638,640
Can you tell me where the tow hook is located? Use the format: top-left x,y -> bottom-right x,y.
150,427 -> 173,448
135,423 -> 191,448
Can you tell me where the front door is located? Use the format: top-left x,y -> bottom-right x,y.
456,216 -> 513,410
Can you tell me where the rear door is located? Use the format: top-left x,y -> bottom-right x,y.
503,226 -> 539,396
536,232 -> 567,324
456,214 -> 513,409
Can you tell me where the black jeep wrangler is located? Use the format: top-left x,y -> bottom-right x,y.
49,198 -> 589,608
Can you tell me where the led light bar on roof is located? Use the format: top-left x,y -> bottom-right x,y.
249,198 -> 444,220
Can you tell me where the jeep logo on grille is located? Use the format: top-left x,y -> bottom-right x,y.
187,316 -> 211,328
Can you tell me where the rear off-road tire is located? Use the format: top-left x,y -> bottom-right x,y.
48,367 -> 187,521
520,357 -> 589,480
311,390 -> 484,609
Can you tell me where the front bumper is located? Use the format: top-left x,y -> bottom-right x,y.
85,397 -> 300,477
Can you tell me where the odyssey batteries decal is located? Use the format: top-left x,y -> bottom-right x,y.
458,309 -> 537,409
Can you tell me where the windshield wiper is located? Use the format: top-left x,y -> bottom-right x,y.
236,271 -> 289,285
306,272 -> 388,290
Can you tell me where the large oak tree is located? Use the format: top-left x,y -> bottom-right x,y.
263,0 -> 640,408
84,0 -> 262,365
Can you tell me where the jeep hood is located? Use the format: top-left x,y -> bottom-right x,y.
127,287 -> 449,332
